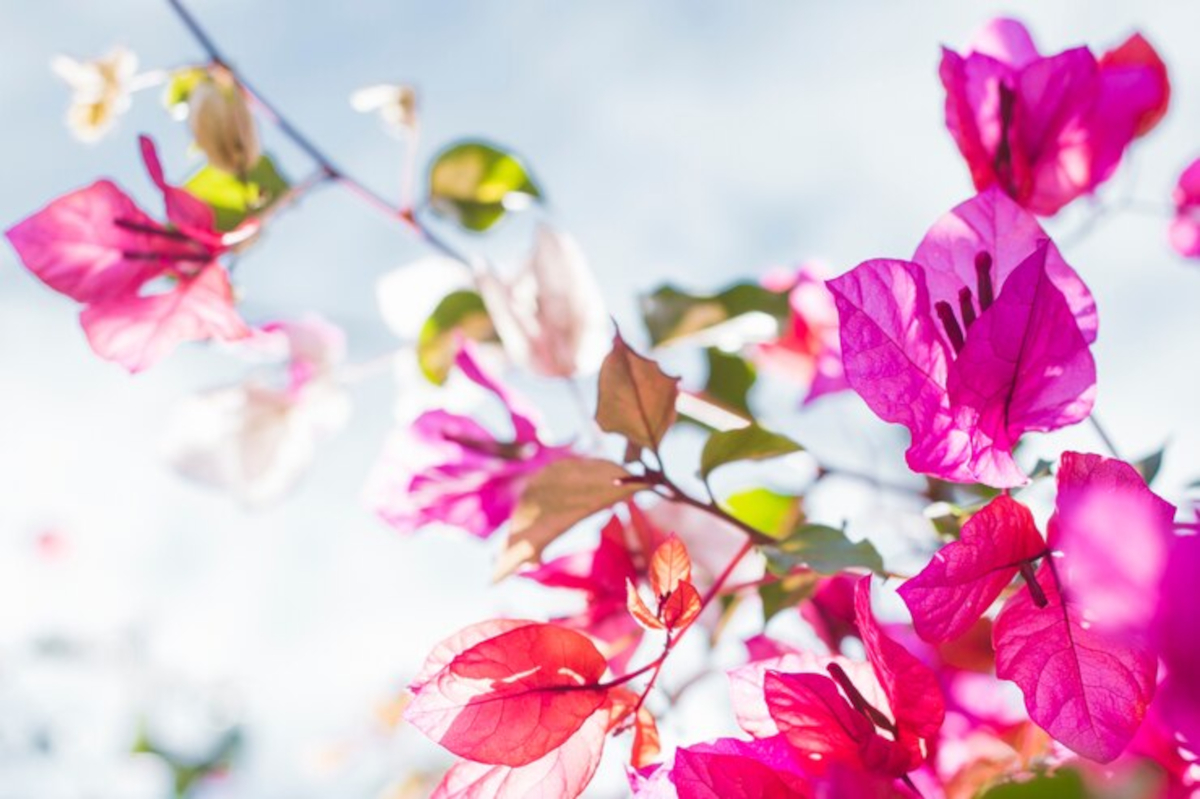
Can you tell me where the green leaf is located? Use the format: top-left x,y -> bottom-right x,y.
640,282 -> 790,347
759,570 -> 821,624
703,348 -> 756,417
184,154 -> 290,231
595,331 -> 680,453
163,66 -> 208,111
417,290 -> 498,384
926,502 -> 969,539
721,487 -> 804,539
765,524 -> 884,577
700,424 -> 802,480
428,141 -> 541,232
979,769 -> 1086,799
1134,446 -> 1165,484
1028,458 -> 1056,480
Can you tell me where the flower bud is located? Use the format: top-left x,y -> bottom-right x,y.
189,68 -> 261,176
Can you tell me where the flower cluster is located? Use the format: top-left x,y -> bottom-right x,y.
6,8 -> 1198,799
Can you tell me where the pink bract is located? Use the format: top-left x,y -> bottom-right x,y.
5,135 -> 249,370
756,264 -> 848,405
367,345 -> 570,539
941,17 -> 1169,215
1049,451 -> 1176,634
828,189 -> 1096,487
1169,158 -> 1200,258
993,561 -> 1157,764
521,514 -> 644,673
899,494 -> 1045,643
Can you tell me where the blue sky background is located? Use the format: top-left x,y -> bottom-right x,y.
1,2 -> 1198,796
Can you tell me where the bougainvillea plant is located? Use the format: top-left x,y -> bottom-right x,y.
7,3 -> 1199,797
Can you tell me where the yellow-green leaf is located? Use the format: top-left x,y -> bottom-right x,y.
417,290 -> 498,384
184,154 -> 289,231
428,141 -> 540,232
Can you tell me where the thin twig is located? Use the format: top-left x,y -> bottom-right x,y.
643,469 -> 775,547
163,0 -> 472,267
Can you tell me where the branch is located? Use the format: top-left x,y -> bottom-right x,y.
163,0 -> 472,267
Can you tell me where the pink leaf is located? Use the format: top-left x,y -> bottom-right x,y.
138,135 -> 219,242
855,577 -> 946,739
1170,158 -> 1200,258
1099,33 -> 1170,138
671,736 -> 812,799
764,670 -> 875,772
80,262 -> 249,372
6,181 -> 172,303
1157,534 -> 1200,746
765,670 -> 915,777
520,517 -> 643,673
826,258 -> 952,452
948,243 -> 1096,444
1050,451 -> 1175,633
431,703 -> 609,799
912,189 -> 1097,341
405,623 -> 609,767
899,494 -> 1045,643
940,19 -> 1169,215
993,562 -> 1157,762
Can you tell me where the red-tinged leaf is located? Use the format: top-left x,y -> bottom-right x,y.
405,623 -> 609,767
626,579 -> 665,631
496,457 -> 647,579
672,736 -> 813,799
763,670 -> 879,773
1099,32 -> 1171,137
595,331 -> 680,452
1050,451 -> 1176,634
606,686 -> 641,730
431,703 -> 609,799
729,650 -> 823,738
660,579 -> 702,632
898,495 -> 1045,643
649,534 -> 692,598
411,618 -> 537,692
855,577 -> 945,740
631,709 -> 661,769
993,562 -> 1157,763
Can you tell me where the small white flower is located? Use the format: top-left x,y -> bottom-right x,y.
350,83 -> 418,135
51,47 -> 138,143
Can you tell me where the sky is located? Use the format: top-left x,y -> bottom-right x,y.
1,1 -> 1198,797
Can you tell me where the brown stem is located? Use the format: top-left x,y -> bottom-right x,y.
642,468 -> 775,547
1018,561 -> 1048,608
